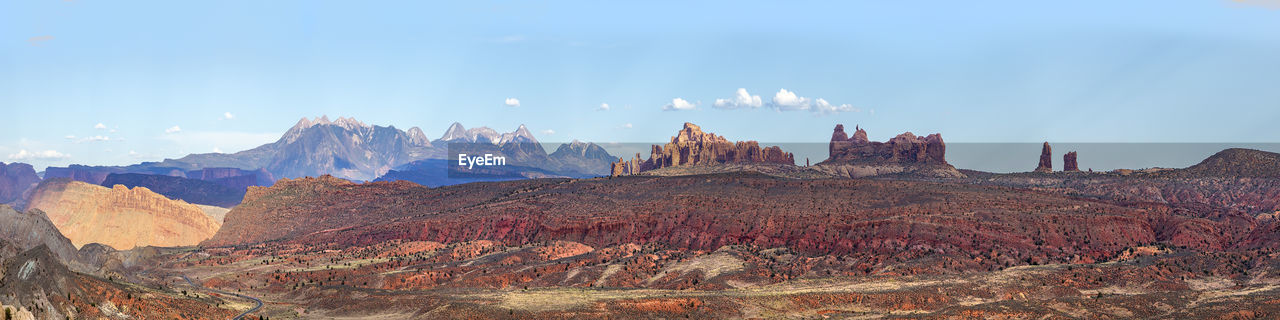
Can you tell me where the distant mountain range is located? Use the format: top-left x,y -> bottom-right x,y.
31,117 -> 616,205
153,116 -> 438,181
0,162 -> 40,205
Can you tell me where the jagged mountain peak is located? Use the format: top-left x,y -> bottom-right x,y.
435,123 -> 537,145
283,116 -> 377,143
407,126 -> 429,145
439,122 -> 470,141
500,124 -> 538,144
332,116 -> 370,131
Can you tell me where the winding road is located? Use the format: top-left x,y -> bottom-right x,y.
181,275 -> 264,320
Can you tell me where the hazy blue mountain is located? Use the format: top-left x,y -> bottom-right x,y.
0,162 -> 41,205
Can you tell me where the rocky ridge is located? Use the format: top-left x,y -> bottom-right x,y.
0,205 -> 79,264
1156,148 -> 1280,179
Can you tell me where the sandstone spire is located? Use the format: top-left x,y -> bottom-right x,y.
1035,142 -> 1053,173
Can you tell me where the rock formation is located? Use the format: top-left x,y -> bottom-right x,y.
0,162 -> 40,205
610,123 -> 794,176
23,179 -> 220,249
1064,151 -> 1080,172
1035,142 -> 1053,173
825,124 -> 947,165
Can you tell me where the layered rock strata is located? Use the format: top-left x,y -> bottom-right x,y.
24,179 -> 220,249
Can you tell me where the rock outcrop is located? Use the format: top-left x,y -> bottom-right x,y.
0,162 -> 40,205
0,205 -> 79,264
825,124 -> 946,165
814,124 -> 961,178
1035,142 -> 1053,173
1064,151 -> 1080,172
23,179 -> 220,249
610,123 -> 794,176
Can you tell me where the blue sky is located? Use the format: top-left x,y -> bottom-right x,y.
3,1 -> 1279,170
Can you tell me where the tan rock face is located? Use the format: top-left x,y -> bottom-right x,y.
24,179 -> 220,250
610,123 -> 795,176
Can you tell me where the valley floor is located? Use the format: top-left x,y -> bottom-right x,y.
144,240 -> 1280,319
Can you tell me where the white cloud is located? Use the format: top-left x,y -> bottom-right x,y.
662,98 -> 697,111
64,135 -> 76,140
213,147 -> 223,153
94,123 -> 107,130
78,135 -> 110,143
165,126 -> 182,134
813,98 -> 859,115
128,150 -> 158,160
222,112 -> 235,120
504,98 -> 521,107
541,129 -> 555,135
766,88 -> 861,115
597,103 -> 610,111
771,88 -> 811,111
8,149 -> 70,161
622,123 -> 633,129
713,88 -> 763,109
